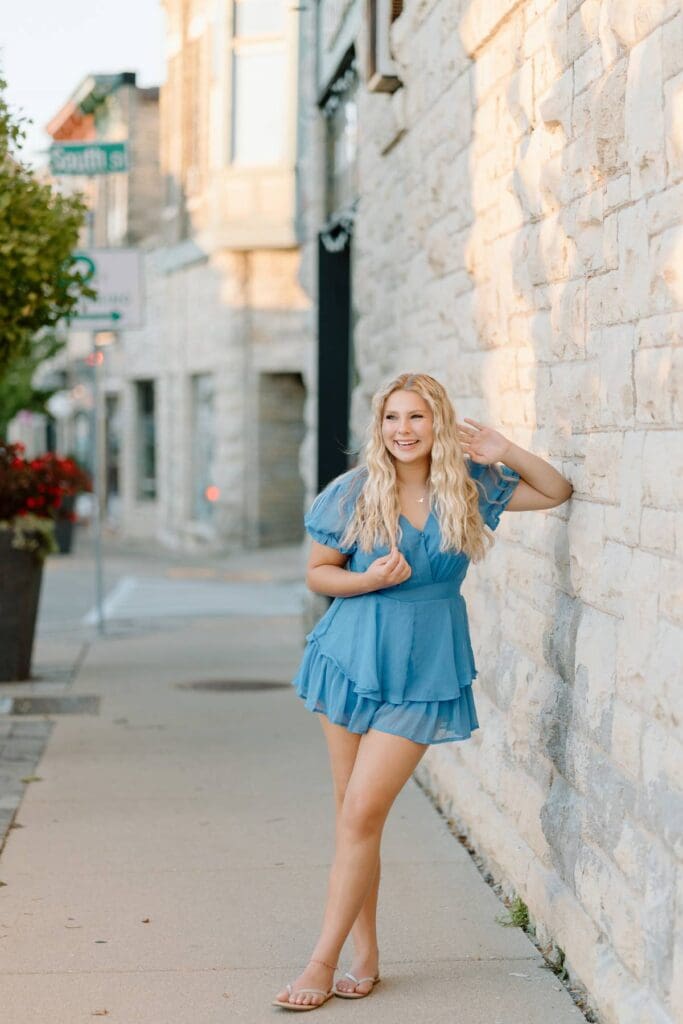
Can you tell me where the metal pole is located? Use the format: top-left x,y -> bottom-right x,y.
91,338 -> 105,634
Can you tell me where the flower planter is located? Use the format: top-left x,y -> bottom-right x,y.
0,443 -> 89,680
0,530 -> 44,681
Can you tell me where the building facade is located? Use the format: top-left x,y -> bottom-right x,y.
42,0 -> 310,551
119,0 -> 309,549
300,2 -> 683,1023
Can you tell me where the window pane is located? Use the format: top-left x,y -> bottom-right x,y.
234,0 -> 285,37
232,45 -> 286,165
324,64 -> 359,216
326,97 -> 357,216
105,394 -> 121,499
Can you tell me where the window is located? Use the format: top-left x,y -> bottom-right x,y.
230,0 -> 287,165
135,380 -> 157,501
323,57 -> 359,219
105,394 -> 121,500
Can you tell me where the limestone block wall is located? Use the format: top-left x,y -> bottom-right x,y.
304,1 -> 682,1022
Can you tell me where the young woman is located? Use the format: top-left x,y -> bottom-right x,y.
273,371 -> 573,1010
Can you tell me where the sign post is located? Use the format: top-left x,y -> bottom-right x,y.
71,248 -> 145,634
91,344 -> 106,634
50,138 -> 137,634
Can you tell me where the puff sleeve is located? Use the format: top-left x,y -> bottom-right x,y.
303,467 -> 366,554
467,458 -> 520,532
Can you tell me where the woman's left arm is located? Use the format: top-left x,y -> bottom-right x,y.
457,417 -> 574,512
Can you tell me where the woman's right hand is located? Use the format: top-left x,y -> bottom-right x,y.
363,546 -> 412,592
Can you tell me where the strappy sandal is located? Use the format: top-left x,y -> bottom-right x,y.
272,958 -> 337,1011
334,971 -> 381,999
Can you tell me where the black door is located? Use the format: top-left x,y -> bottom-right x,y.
317,231 -> 352,490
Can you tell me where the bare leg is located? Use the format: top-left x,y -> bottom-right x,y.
275,728 -> 428,1007
334,856 -> 382,995
319,718 -> 382,994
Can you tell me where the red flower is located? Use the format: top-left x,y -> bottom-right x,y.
0,444 -> 92,522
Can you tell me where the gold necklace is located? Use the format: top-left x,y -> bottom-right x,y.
399,484 -> 429,504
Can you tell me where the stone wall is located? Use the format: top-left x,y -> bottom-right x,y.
303,1 -> 683,1021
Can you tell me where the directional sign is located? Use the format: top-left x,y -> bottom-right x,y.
50,141 -> 128,176
72,248 -> 144,331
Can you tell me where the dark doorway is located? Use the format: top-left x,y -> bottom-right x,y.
257,371 -> 306,546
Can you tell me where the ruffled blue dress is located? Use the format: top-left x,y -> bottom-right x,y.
292,458 -> 521,745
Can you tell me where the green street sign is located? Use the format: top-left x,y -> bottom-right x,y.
49,141 -> 128,176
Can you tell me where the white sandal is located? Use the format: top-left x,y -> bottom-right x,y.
334,971 -> 381,999
272,959 -> 337,1011
272,983 -> 335,1011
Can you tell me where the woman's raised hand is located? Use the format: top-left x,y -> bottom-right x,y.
363,545 -> 412,592
456,417 -> 512,464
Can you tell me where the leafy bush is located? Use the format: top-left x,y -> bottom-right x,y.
0,76 -> 94,370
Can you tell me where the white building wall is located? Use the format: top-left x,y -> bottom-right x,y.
301,1 -> 683,1022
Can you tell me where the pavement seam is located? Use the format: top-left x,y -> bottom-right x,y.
0,956 -> 547,976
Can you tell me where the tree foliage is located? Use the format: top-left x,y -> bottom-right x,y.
0,330 -> 65,438
0,76 -> 94,371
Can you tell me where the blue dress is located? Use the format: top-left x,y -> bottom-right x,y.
292,458 -> 521,745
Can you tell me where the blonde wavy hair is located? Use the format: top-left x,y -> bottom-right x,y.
337,372 -> 494,563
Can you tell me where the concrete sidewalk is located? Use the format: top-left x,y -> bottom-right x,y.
0,547 -> 587,1023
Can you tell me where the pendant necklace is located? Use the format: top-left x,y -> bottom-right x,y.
400,484 -> 429,504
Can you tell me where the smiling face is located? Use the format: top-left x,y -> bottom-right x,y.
381,389 -> 434,462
